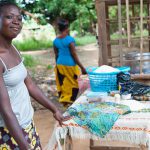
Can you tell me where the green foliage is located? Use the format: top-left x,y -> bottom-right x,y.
13,38 -> 53,51
14,0 -> 150,39
109,4 -> 149,36
17,0 -> 96,35
22,54 -> 37,67
111,33 -> 127,40
13,35 -> 96,51
47,64 -> 53,70
134,29 -> 148,37
111,29 -> 148,40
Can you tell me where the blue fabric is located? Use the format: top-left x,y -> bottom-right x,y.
67,102 -> 131,138
53,35 -> 76,66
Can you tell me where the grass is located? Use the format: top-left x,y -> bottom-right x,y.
23,54 -> 38,67
111,29 -> 149,39
23,54 -> 53,70
13,35 -> 96,51
47,64 -> 53,70
75,35 -> 96,46
13,38 -> 53,52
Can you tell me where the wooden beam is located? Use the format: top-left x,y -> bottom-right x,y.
90,139 -> 94,149
21,9 -> 39,23
148,0 -> 150,52
140,0 -> 144,74
106,5 -> 111,59
95,0 -> 108,65
131,74 -> 150,79
131,4 -> 135,34
126,0 -> 131,47
108,58 -> 150,62
118,0 -> 123,65
106,16 -> 150,23
99,0 -> 148,6
110,35 -> 150,41
95,0 -> 103,66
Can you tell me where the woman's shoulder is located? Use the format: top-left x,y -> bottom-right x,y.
54,37 -> 59,41
66,35 -> 75,43
66,35 -> 74,40
53,37 -> 59,45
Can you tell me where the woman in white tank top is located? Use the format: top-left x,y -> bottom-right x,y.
0,1 -> 69,150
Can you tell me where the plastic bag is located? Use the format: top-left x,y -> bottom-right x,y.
78,75 -> 90,95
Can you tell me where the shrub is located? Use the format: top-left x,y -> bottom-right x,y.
23,54 -> 37,67
47,64 -> 53,70
13,38 -> 53,51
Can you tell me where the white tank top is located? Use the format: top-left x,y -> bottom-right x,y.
0,48 -> 34,128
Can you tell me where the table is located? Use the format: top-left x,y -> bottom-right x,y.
46,90 -> 150,150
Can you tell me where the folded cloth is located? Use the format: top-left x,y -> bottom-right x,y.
133,92 -> 150,101
133,94 -> 150,101
117,72 -> 150,98
66,102 -> 130,138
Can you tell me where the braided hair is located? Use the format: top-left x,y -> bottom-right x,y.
57,19 -> 69,32
0,0 -> 19,14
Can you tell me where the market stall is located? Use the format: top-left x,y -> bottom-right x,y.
95,0 -> 150,80
46,89 -> 150,150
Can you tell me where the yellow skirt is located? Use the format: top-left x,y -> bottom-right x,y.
54,65 -> 80,104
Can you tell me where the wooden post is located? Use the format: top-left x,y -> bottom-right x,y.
95,0 -> 108,65
140,145 -> 148,150
95,0 -> 103,66
118,0 -> 123,66
106,5 -> 112,62
131,74 -> 150,80
131,4 -> 135,34
148,0 -> 150,52
126,0 -> 131,47
140,0 -> 144,74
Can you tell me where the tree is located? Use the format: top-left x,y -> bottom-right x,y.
18,0 -> 97,35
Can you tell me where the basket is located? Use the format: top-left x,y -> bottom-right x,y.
86,66 -> 130,92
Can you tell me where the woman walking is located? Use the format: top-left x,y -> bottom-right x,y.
53,19 -> 87,108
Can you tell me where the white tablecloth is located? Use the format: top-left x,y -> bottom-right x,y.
46,90 -> 150,150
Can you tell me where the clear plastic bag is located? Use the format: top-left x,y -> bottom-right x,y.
78,75 -> 90,95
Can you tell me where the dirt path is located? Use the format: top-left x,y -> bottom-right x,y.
34,109 -> 90,149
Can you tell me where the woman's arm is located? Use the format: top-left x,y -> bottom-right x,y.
0,64 -> 30,150
69,43 -> 87,74
53,46 -> 58,62
24,74 -> 68,125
